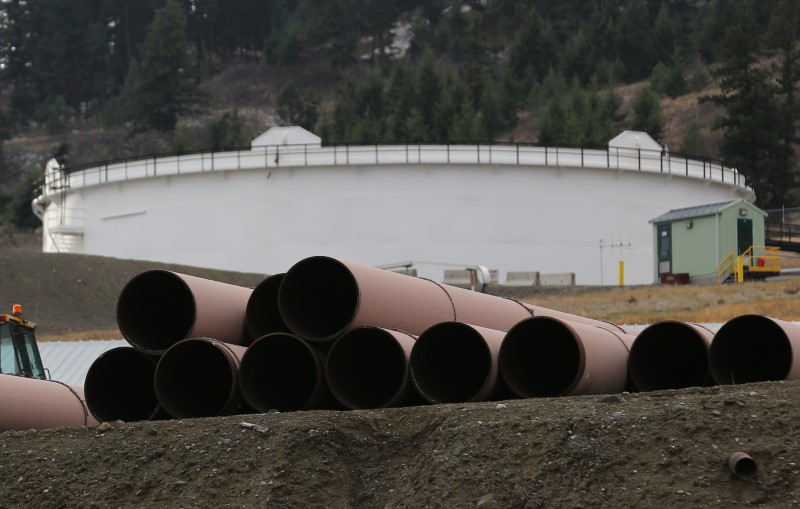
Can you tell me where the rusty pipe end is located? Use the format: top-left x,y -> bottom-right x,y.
710,315 -> 793,384
326,327 -> 417,409
628,321 -> 712,391
154,338 -> 244,418
84,347 -> 161,422
116,270 -> 196,353
410,322 -> 495,404
245,273 -> 290,340
729,451 -> 757,479
499,317 -> 583,397
239,333 -> 325,412
279,256 -> 359,341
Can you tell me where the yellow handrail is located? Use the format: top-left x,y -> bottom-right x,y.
718,246 -> 781,284
717,251 -> 735,283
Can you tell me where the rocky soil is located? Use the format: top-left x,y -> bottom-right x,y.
1,382 -> 798,508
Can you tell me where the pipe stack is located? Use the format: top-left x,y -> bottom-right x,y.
80,256 -> 800,424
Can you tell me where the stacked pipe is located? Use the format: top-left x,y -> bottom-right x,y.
82,256 -> 800,424
85,270 -> 255,421
0,374 -> 98,431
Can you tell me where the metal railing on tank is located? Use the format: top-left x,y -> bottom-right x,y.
49,141 -> 750,194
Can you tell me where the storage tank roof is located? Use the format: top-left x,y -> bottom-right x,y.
251,126 -> 321,148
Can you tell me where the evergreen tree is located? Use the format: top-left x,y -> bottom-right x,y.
404,107 -> 428,142
130,0 -> 204,133
679,122 -> 709,157
416,54 -> 442,139
768,0 -> 800,190
103,59 -> 141,127
450,102 -> 483,142
650,47 -> 689,99
385,63 -> 416,142
631,86 -> 664,140
702,0 -> 788,207
277,82 -> 306,126
208,110 -> 247,151
507,6 -> 556,88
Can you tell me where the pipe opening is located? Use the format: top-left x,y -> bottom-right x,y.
499,318 -> 580,397
710,315 -> 792,384
326,328 -> 407,409
84,348 -> 159,422
628,322 -> 710,391
155,340 -> 237,418
239,334 -> 319,412
410,323 -> 490,403
729,452 -> 757,479
279,257 -> 359,341
117,270 -> 196,352
246,274 -> 290,339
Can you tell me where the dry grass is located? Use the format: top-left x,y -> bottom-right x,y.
37,328 -> 123,342
521,278 -> 800,325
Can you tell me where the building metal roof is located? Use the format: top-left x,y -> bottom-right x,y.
649,200 -> 739,224
38,339 -> 127,386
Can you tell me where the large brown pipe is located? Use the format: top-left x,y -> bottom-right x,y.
628,321 -> 715,391
521,304 -> 638,336
84,347 -> 165,422
409,322 -> 506,404
278,256 -> 636,343
117,270 -> 253,354
326,327 -> 422,409
709,315 -> 800,384
238,333 -> 335,412
245,273 -> 291,340
154,337 -> 248,418
0,374 -> 97,430
279,256 -> 536,342
499,316 -> 634,397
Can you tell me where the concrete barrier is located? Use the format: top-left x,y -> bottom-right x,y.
504,271 -> 540,286
540,273 -> 576,286
387,267 -> 418,277
443,269 -> 473,286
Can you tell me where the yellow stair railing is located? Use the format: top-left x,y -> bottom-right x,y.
717,246 -> 781,284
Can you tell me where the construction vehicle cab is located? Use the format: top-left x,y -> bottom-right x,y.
0,305 -> 47,380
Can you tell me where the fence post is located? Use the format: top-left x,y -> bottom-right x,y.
637,148 -> 641,171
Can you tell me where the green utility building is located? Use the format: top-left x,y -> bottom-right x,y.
649,200 -> 768,284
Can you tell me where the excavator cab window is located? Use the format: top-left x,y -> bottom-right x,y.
0,321 -> 47,380
20,327 -> 46,380
0,324 -> 22,376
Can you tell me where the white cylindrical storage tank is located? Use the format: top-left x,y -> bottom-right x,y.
32,130 -> 753,285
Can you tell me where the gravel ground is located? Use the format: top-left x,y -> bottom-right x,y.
0,381 -> 798,508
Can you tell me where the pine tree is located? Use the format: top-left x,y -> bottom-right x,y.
702,0 -> 788,207
631,86 -> 664,140
130,0 -> 204,133
679,122 -> 709,157
768,0 -> 800,197
416,54 -> 442,139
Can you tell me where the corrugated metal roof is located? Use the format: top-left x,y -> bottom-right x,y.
38,339 -> 127,386
649,200 -> 738,223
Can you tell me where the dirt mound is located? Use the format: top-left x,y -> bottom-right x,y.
1,381 -> 797,508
